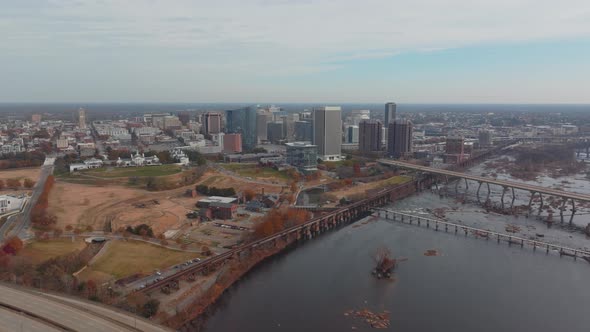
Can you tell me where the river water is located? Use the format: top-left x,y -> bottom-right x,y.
195,189 -> 590,332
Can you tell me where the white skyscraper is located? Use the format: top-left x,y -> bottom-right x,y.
78,108 -> 87,129
313,106 -> 342,161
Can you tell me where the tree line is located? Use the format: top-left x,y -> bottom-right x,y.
195,184 -> 236,197
31,175 -> 57,231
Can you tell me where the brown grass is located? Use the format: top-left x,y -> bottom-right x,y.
82,240 -> 197,280
18,239 -> 87,265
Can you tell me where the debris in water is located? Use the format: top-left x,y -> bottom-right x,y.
346,309 -> 391,329
424,249 -> 439,256
505,225 -> 521,233
372,246 -> 402,279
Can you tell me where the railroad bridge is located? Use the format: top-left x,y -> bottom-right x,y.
379,159 -> 590,225
139,181 -> 419,295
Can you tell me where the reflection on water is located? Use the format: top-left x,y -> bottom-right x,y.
195,194 -> 590,332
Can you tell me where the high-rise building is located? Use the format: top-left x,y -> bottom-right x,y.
446,135 -> 465,155
313,106 -> 342,161
267,122 -> 284,144
178,112 -> 190,126
349,110 -> 370,125
384,102 -> 396,125
478,130 -> 493,148
78,108 -> 87,129
226,106 -> 257,150
162,115 -> 182,130
359,120 -> 383,154
344,125 -> 359,144
387,120 -> 413,158
223,133 -> 243,153
256,110 -> 271,143
295,120 -> 313,142
203,112 -> 222,135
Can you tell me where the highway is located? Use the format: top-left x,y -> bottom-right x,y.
0,158 -> 54,242
0,283 -> 171,332
378,159 -> 590,202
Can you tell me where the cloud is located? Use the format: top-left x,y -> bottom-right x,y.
0,0 -> 589,101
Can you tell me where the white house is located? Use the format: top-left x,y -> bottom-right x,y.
116,152 -> 160,167
69,157 -> 104,172
171,148 -> 190,166
0,194 -> 27,214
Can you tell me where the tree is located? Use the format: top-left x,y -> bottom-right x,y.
142,299 -> 160,318
6,178 -> 21,189
23,178 -> 35,189
201,246 -> 212,256
2,236 -> 23,255
86,279 -> 97,297
243,189 -> 256,201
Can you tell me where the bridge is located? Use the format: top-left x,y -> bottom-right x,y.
138,181 -> 419,295
374,208 -> 590,259
378,159 -> 590,225
0,283 -> 171,332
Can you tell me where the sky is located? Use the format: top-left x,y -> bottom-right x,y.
1,0 -> 590,103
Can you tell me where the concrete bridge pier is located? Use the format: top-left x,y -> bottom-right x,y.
501,186 -> 507,210
527,191 -> 536,216
538,193 -> 544,216
510,187 -> 516,210
476,182 -> 483,203
560,199 -> 567,224
569,199 -> 577,227
486,183 -> 491,204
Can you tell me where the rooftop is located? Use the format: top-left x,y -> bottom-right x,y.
199,196 -> 237,204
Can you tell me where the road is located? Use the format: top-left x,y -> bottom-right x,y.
0,159 -> 55,242
0,283 -> 171,332
378,159 -> 590,202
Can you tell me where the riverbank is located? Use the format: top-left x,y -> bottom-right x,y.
163,237 -> 295,330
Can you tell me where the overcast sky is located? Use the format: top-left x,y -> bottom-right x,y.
1,0 -> 590,103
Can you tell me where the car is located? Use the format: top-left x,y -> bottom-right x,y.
192,258 -> 201,263
155,271 -> 162,276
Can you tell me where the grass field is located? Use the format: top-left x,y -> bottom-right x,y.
81,165 -> 182,178
220,164 -> 289,181
87,240 -> 197,279
19,239 -> 87,264
379,175 -> 413,187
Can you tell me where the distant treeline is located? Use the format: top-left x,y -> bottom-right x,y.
0,151 -> 45,169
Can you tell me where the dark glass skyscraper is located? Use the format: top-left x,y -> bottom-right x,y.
387,120 -> 413,158
226,106 -> 257,150
384,102 -> 396,125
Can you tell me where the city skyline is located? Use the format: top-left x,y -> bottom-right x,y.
1,1 -> 590,103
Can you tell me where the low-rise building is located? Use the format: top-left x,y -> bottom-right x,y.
0,194 -> 27,214
115,152 -> 160,167
286,142 -> 318,173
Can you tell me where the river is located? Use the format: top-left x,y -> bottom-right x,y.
190,189 -> 590,332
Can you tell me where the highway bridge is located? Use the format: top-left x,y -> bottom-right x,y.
378,159 -> 590,224
0,283 -> 171,332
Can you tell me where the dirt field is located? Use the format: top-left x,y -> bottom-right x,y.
18,239 -> 87,265
329,175 -> 413,199
200,170 -> 285,195
0,167 -> 41,182
79,240 -> 197,280
48,169 -> 283,235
